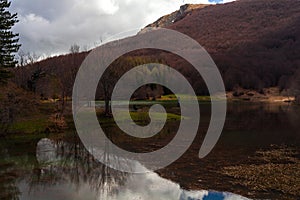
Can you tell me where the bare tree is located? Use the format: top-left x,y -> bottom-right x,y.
100,64 -> 124,116
70,44 -> 80,54
17,51 -> 41,67
290,68 -> 300,104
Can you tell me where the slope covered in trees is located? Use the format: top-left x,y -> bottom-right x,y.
148,0 -> 300,91
14,0 -> 300,99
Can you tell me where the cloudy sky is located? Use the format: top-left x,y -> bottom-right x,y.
9,0 -> 235,56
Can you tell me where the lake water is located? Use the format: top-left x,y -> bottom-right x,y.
0,102 -> 299,199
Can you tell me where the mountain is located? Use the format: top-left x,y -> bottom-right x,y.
143,4 -> 209,30
144,0 -> 300,91
14,0 -> 300,99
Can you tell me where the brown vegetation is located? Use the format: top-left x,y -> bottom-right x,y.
221,145 -> 300,199
12,0 -> 300,101
0,82 -> 39,135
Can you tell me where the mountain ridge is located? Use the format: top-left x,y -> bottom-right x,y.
142,4 -> 209,30
13,0 -> 300,99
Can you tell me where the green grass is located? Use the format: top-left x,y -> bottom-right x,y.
9,117 -> 49,134
7,101 -> 56,134
160,94 -> 212,101
98,110 -> 183,125
130,111 -> 182,121
160,94 -> 227,102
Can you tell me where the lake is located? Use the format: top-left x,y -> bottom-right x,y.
0,102 -> 299,199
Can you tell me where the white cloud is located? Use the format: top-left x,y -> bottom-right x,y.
96,0 -> 120,15
9,0 -> 235,56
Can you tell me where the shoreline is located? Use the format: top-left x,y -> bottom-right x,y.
226,87 -> 297,104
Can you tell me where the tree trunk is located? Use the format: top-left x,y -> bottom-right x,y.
296,95 -> 300,105
60,90 -> 65,118
104,96 -> 110,116
103,85 -> 111,116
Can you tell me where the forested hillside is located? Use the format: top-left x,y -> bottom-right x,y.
14,0 -> 300,99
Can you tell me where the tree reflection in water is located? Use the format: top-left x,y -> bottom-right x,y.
0,162 -> 20,200
32,133 -> 128,198
3,103 -> 296,199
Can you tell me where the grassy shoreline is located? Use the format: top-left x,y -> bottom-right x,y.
2,90 -> 299,136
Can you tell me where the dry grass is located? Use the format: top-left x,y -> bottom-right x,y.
221,145 -> 300,199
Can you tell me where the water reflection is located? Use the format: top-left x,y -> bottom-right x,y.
1,103 -> 298,199
0,162 -> 19,200
28,137 -> 127,199
18,137 -> 249,200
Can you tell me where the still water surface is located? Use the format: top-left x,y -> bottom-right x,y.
0,102 -> 299,199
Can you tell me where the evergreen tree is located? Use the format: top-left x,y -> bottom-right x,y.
0,0 -> 21,83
